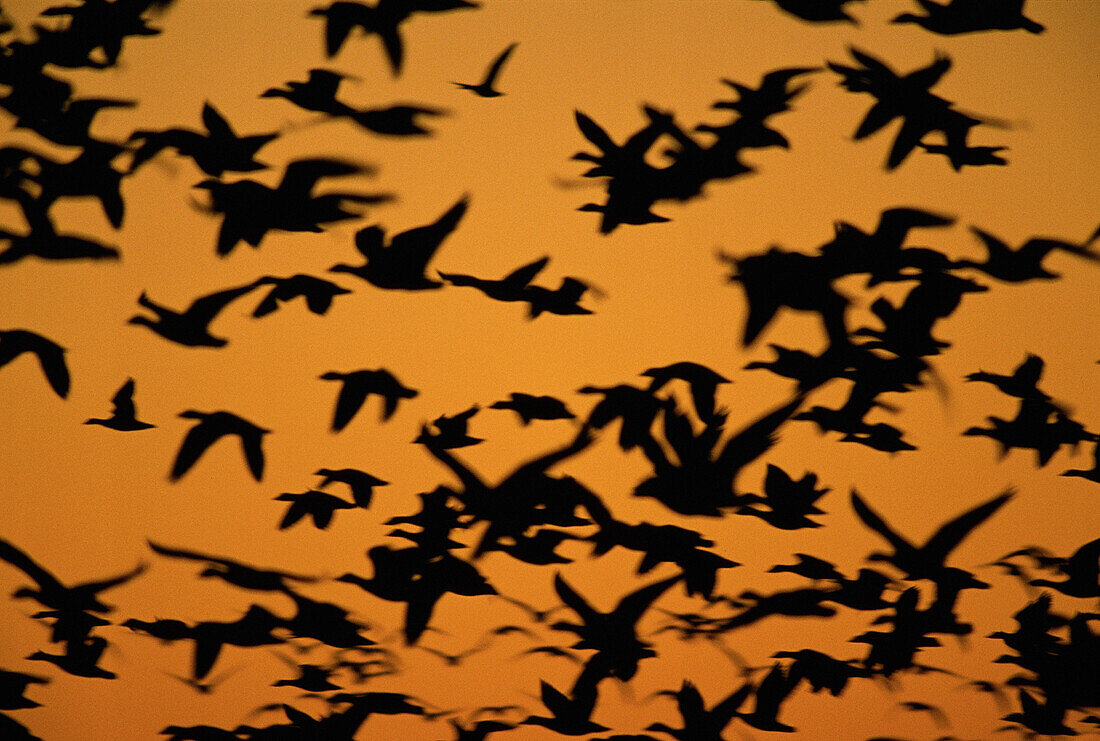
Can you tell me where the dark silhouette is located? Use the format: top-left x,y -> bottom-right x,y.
314,467 -> 389,508
274,489 -> 357,529
128,283 -> 258,348
170,410 -> 270,481
453,43 -> 517,97
957,225 -> 1100,282
250,274 -> 351,317
330,195 -> 468,289
84,378 -> 155,430
489,392 -> 575,425
1028,537 -> 1100,598
892,0 -> 1044,35
439,255 -> 549,305
310,0 -> 480,73
754,0 -> 866,24
0,329 -> 70,398
146,540 -> 319,592
129,102 -> 277,176
320,368 -> 418,429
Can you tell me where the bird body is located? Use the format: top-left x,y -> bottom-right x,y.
171,410 -> 270,481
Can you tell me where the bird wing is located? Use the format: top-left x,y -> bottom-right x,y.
171,420 -> 223,480
200,102 -> 237,140
76,561 -> 148,595
0,538 -> 63,592
923,488 -> 1013,563
849,489 -> 914,556
240,429 -> 266,481
278,158 -> 362,197
886,115 -> 933,170
501,256 -> 549,289
186,284 -> 259,324
110,378 -> 138,419
329,378 -> 370,431
31,336 -> 70,399
481,42 -> 517,87
388,195 -> 469,270
147,539 -> 238,568
553,573 -> 598,623
613,574 -> 680,626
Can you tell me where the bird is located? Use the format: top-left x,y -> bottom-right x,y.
1028,536 -> 1100,598
641,361 -> 730,422
273,490 -> 357,529
249,274 -> 351,317
320,368 -> 418,429
891,0 -> 1044,35
489,392 -> 575,425
0,328 -> 70,398
330,195 -> 468,289
850,488 -> 1014,581
646,679 -> 752,740
260,69 -> 353,115
0,210 -> 120,265
349,104 -> 446,136
957,225 -> 1100,282
314,468 -> 389,508
170,410 -> 270,481
309,0 -> 480,73
453,43 -> 517,97
439,256 -> 550,305
84,378 -> 155,430
754,0 -> 866,24
128,283 -> 259,348
1061,440 -> 1100,484
414,405 -> 482,448
0,537 -> 146,614
146,540 -> 319,592
128,102 -> 277,176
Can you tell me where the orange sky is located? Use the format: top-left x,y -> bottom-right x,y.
1,1 -> 1098,738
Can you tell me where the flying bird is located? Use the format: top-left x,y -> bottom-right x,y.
330,195 -> 468,289
453,43 -> 517,97
170,410 -> 270,481
320,368 -> 418,429
128,284 -> 259,348
84,378 -> 155,430
0,328 -> 70,398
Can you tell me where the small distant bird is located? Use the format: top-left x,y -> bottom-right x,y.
330,195 -> 469,289
171,410 -> 270,481
320,368 -> 418,429
84,378 -> 155,430
453,43 -> 517,97
0,328 -> 70,398
754,0 -> 865,24
490,392 -> 575,425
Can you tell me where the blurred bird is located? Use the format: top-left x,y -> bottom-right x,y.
320,368 -> 419,429
128,283 -> 259,348
0,328 -> 70,398
171,410 -> 270,481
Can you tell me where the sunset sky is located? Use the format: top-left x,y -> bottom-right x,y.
1,1 -> 1098,738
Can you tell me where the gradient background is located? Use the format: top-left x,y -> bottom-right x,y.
0,0 -> 1098,738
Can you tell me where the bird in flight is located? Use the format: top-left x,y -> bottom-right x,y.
84,378 -> 155,430
330,195 -> 468,290
0,328 -> 70,398
128,283 -> 259,348
453,43 -> 517,97
320,368 -> 419,430
170,410 -> 270,482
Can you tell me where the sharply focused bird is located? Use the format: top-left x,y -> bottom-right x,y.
453,43 -> 517,97
170,410 -> 270,481
84,378 -> 155,430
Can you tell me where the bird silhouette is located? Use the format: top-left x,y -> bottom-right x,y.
1028,536 -> 1100,598
274,489 -> 357,529
850,488 -> 1013,581
0,668 -> 47,711
250,274 -> 351,317
453,43 -> 517,97
330,195 -> 468,289
754,0 -> 866,24
128,102 -> 277,176
0,537 -> 146,614
0,209 -> 120,265
128,283 -> 258,348
349,104 -> 446,136
196,158 -> 388,256
314,467 -> 389,508
641,361 -> 730,423
0,328 -> 70,398
310,0 -> 479,73
260,69 -> 352,114
957,225 -> 1100,282
1061,440 -> 1100,484
646,679 -> 752,740
414,405 -> 482,448
146,540 -> 319,591
892,0 -> 1044,35
320,368 -> 418,429
170,410 -> 270,481
489,392 -> 575,425
439,255 -> 550,305
84,378 -> 155,430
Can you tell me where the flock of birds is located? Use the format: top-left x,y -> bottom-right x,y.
0,0 -> 1097,739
